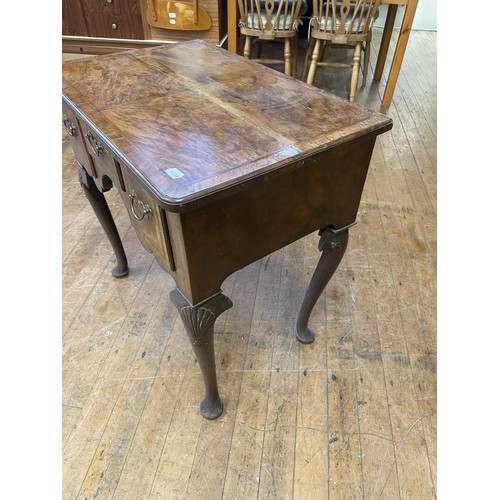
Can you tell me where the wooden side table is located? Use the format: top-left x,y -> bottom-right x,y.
373,0 -> 419,108
62,40 -> 392,419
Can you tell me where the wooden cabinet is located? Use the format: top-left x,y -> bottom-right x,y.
62,0 -> 227,54
62,0 -> 89,37
62,0 -> 145,39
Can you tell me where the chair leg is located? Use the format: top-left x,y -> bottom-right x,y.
349,41 -> 363,102
284,37 -> 292,76
292,35 -> 298,78
319,40 -> 326,63
307,39 -> 323,85
301,37 -> 315,81
243,35 -> 252,60
362,34 -> 371,87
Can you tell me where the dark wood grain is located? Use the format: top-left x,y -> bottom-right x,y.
62,40 -> 391,211
63,0 -> 145,39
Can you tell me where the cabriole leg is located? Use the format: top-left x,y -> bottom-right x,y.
296,226 -> 349,344
170,289 -> 233,419
78,164 -> 129,278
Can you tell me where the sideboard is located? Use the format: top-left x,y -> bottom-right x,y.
62,0 -> 227,54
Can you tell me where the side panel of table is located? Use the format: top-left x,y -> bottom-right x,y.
165,135 -> 377,304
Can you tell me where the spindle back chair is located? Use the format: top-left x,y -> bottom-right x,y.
237,0 -> 307,77
302,0 -> 381,101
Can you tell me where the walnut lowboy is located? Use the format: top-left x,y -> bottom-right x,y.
62,40 -> 392,419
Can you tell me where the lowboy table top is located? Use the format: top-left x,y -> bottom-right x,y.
62,40 -> 391,212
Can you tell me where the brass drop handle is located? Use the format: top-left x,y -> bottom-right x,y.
85,131 -> 104,157
62,115 -> 76,136
129,190 -> 152,220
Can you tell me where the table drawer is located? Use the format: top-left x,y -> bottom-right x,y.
80,124 -> 117,187
119,168 -> 175,272
62,100 -> 120,190
62,103 -> 92,171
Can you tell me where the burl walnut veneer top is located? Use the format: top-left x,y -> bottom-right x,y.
62,40 -> 392,210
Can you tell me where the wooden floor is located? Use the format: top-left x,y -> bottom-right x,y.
62,27 -> 437,499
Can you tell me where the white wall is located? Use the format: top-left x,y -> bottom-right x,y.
374,0 -> 437,31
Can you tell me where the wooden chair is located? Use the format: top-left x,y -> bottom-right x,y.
237,0 -> 307,77
302,0 -> 381,101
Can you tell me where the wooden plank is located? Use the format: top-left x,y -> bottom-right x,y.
62,185 -> 140,336
294,367 -> 329,500
182,371 -> 241,498
343,212 -> 401,498
327,369 -> 363,498
146,369 -> 207,498
223,242 -> 303,498
221,370 -> 269,498
363,95 -> 436,500
244,249 -> 291,500
188,260 -> 262,498
62,207 -> 152,449
258,369 -> 298,500
62,259 -> 168,499
411,363 -> 437,492
111,292 -> 190,498
294,232 -> 329,500
384,368 -> 436,498
355,367 -> 400,498
257,240 -> 303,499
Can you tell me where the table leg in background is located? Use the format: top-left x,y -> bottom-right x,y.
374,4 -> 398,81
228,0 -> 237,53
379,0 -> 419,108
79,164 -> 129,278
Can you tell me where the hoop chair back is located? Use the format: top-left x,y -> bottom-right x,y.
238,0 -> 305,39
304,0 -> 381,101
238,0 -> 307,76
313,0 -> 380,42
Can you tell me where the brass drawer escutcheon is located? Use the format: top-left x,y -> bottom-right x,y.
85,131 -> 104,157
129,190 -> 152,220
62,115 -> 76,136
